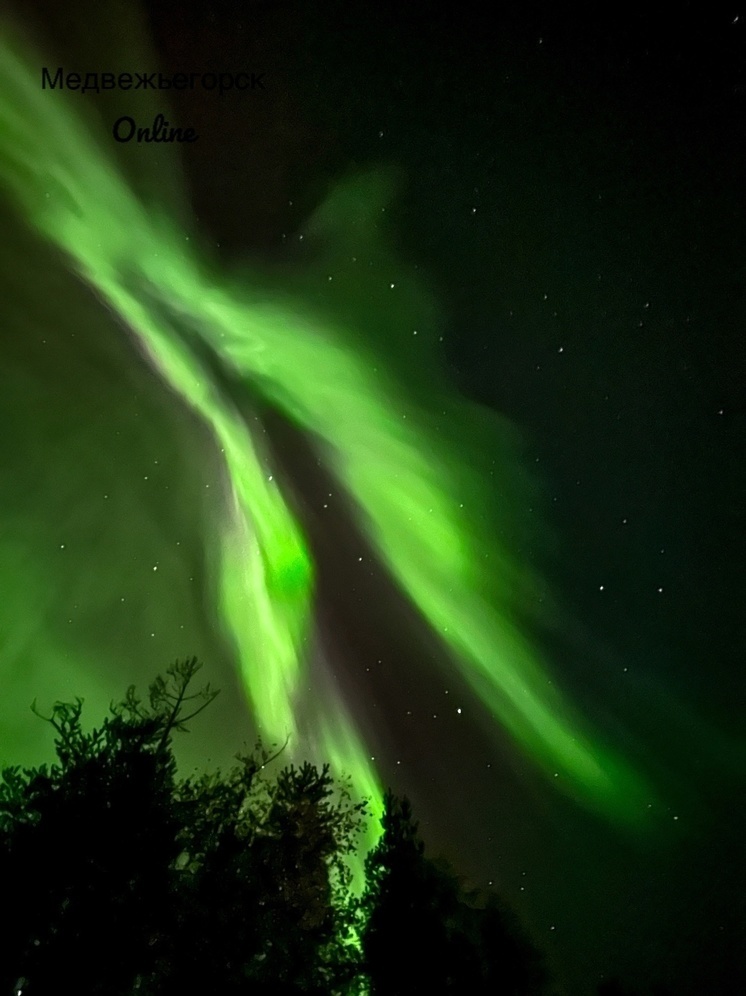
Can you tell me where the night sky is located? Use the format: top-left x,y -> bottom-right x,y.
0,1 -> 744,993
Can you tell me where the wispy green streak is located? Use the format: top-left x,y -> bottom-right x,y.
0,24 -> 653,879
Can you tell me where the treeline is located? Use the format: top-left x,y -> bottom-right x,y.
0,658 -> 657,995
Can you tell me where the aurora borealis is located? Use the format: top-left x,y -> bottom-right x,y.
0,1 -> 743,992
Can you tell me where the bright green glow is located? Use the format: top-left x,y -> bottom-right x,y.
0,21 -> 653,867
0,28 -> 385,867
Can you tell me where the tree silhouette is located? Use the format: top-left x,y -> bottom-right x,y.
1,659 -> 552,995
359,791 -> 547,995
151,756 -> 367,995
0,660 -> 208,995
0,659 -> 366,995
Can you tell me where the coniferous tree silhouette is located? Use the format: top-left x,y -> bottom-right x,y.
0,662 -> 202,995
359,790 -> 547,995
0,659 -> 366,996
1,660 -> 553,995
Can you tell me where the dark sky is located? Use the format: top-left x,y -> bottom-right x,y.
1,1 -> 744,993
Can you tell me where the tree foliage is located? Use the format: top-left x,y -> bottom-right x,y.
359,791 -> 548,995
0,658 -> 549,995
0,659 -> 365,995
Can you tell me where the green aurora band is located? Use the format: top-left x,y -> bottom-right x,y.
0,26 -> 653,873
